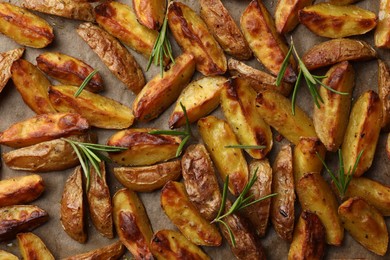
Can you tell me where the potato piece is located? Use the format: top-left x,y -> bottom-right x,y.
378,59 -> 390,130
63,241 -> 125,260
0,3 -> 54,48
132,53 -> 196,122
341,90 -> 382,177
339,197 -> 388,256
198,116 -> 248,196
255,90 -> 317,145
388,133 -> 390,159
168,2 -> 227,76
161,181 -> 222,246
302,39 -> 377,71
169,76 -> 226,128
77,22 -> 145,94
151,230 -> 210,260
181,144 -> 221,221
0,205 -> 49,242
17,232 -> 54,260
36,52 -> 103,93
0,47 -> 24,94
375,0 -> 390,48
49,85 -> 134,129
328,0 -> 362,4
199,0 -> 252,60
132,0 -> 166,30
220,77 -> 273,159
107,128 -> 181,166
0,113 -> 89,148
11,59 -> 57,114
0,174 -> 44,207
288,211 -> 326,260
241,0 -> 296,83
113,188 -> 154,260
0,250 -> 18,260
61,167 -> 86,243
296,173 -> 343,246
114,160 -> 181,192
275,0 -> 313,34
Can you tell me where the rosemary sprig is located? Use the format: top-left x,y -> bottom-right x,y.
225,145 -> 266,149
74,69 -> 98,97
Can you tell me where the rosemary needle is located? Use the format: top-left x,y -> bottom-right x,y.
74,69 -> 98,97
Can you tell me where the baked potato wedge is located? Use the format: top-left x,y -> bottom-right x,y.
77,22 -> 145,94
275,0 -> 314,34
339,197 -> 388,256
161,181 -> 222,246
17,232 -> 54,260
0,250 -> 18,260
375,0 -> 390,48
63,241 -> 125,260
388,133 -> 390,159
198,116 -> 248,196
132,52 -> 196,122
114,160 -> 181,192
0,3 -> 54,48
378,59 -> 390,131
168,2 -> 227,76
329,0 -> 362,4
0,47 -> 24,94
132,0 -> 166,30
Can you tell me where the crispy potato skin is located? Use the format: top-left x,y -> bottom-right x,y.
375,0 -> 390,48
388,133 -> 390,160
0,113 -> 89,148
0,205 -> 49,242
161,181 -> 222,246
339,197 -> 388,256
77,22 -> 145,94
60,167 -> 87,243
181,144 -> 221,221
132,0 -> 166,30
0,47 -> 24,93
0,3 -> 53,48
63,241 -> 125,260
17,232 -> 54,260
0,250 -> 18,260
0,174 -> 44,207
168,2 -> 227,76
275,0 -> 314,34
378,59 -> 390,130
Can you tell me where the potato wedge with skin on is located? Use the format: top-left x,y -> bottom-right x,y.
378,59 -> 390,131
275,0 -> 314,34
388,133 -> 390,159
132,0 -> 166,30
329,0 -> 362,5
0,250 -> 18,260
161,181 -> 222,246
375,0 -> 390,48
63,241 -> 125,260
17,232 -> 54,260
0,47 -> 24,94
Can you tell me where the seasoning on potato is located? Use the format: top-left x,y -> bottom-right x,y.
17,232 -> 54,260
0,47 -> 24,94
378,59 -> 390,131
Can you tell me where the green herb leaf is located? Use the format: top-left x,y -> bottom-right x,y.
74,69 -> 98,97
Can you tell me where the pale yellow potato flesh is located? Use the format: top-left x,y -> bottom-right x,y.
375,0 -> 390,48
275,0 -> 314,34
17,232 -> 54,260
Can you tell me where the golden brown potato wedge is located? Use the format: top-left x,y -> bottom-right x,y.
296,173 -> 343,246
107,128 -> 181,166
199,0 -> 252,60
0,174 -> 44,207
169,76 -> 226,128
0,113 -> 89,148
241,0 -> 296,83
339,197 -> 388,256
132,52 -> 196,122
132,0 -> 166,30
0,205 -> 49,242
375,0 -> 390,48
168,2 -> 227,76
181,144 -> 221,221
0,47 -> 24,94
113,188 -> 154,260
77,22 -> 145,94
198,116 -> 248,196
0,250 -> 18,260
388,133 -> 390,159
378,59 -> 390,131
255,90 -> 317,145
114,160 -> 181,192
49,85 -> 134,129
329,0 -> 362,4
275,0 -> 314,34
63,241 -> 125,260
36,52 -> 103,93
220,77 -> 273,159
161,181 -> 222,246
302,39 -> 377,71
60,167 -> 87,243
11,59 -> 57,114
17,232 -> 54,260
341,90 -> 382,177
0,3 -> 54,48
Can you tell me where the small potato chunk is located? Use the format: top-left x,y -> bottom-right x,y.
375,0 -> 390,48
0,174 -> 44,207
0,250 -> 18,260
132,0 -> 166,30
168,2 -> 227,76
0,113 -> 89,148
132,53 -> 196,122
275,0 -> 314,34
339,197 -> 388,256
0,47 -> 24,94
198,116 -> 248,196
114,160 -> 181,192
161,181 -> 222,246
17,232 -> 54,260
107,128 -> 181,166
0,3 -> 54,48
378,59 -> 390,131
63,241 -> 125,260
181,144 -> 221,221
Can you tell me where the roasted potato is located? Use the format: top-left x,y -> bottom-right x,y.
198,116 -> 248,196
161,181 -> 222,246
107,128 -> 181,166
0,47 -> 24,94
114,160 -> 181,192
168,2 -> 227,76
375,0 -> 390,48
275,0 -> 313,34
378,59 -> 390,130
132,52 -> 196,122
0,250 -> 18,260
0,3 -> 54,48
11,59 -> 57,114
0,174 -> 44,207
17,232 -> 54,260
132,0 -> 166,30
388,133 -> 390,159
49,85 -> 134,129
77,22 -> 145,94
63,241 -> 125,260
339,197 -> 388,256
113,188 -> 154,260
329,0 -> 362,4
341,90 -> 382,177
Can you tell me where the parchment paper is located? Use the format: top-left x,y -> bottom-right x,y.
0,0 -> 389,259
